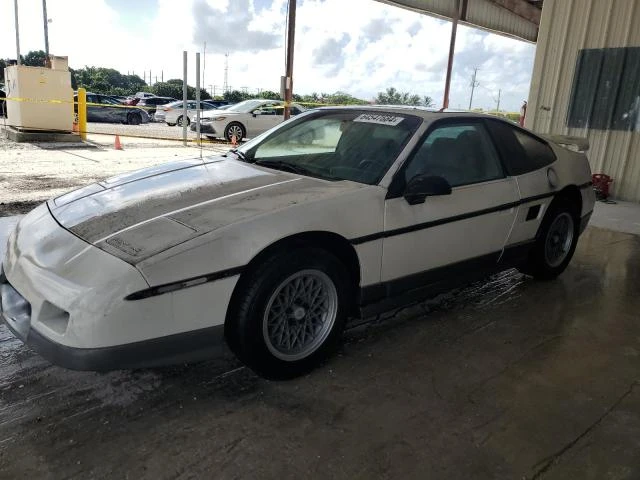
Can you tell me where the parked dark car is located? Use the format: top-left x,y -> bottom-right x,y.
0,87 -> 5,117
137,96 -> 176,120
75,93 -> 150,125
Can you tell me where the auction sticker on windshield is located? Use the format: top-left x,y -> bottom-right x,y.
353,113 -> 404,126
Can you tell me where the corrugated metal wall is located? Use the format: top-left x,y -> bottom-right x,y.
527,0 -> 640,201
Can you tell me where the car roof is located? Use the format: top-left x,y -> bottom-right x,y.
313,104 -> 502,121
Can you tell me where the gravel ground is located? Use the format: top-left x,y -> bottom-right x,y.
87,120 -> 217,143
0,124 -> 232,216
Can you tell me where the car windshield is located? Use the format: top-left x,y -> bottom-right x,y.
238,110 -> 422,185
226,99 -> 275,113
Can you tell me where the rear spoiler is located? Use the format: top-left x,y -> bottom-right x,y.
541,134 -> 589,152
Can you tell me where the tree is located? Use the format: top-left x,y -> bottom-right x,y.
223,90 -> 251,103
375,87 -> 430,106
23,50 -> 47,67
150,80 -> 210,100
423,96 -> 435,108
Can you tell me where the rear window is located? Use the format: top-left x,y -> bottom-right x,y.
485,120 -> 555,176
513,130 -> 556,170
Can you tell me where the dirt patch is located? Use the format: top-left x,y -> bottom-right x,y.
0,200 -> 41,216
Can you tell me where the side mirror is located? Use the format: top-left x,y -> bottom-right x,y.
252,109 -> 261,117
404,175 -> 452,205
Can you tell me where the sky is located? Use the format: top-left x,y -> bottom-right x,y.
1,0 -> 536,111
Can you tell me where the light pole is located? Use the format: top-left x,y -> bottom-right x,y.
14,0 -> 21,65
42,0 -> 50,66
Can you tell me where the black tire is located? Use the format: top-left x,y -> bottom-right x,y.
521,198 -> 580,280
127,112 -> 142,125
167,122 -> 176,127
226,247 -> 351,380
224,122 -> 245,142
177,115 -> 190,127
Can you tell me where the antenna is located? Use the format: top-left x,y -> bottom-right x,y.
224,53 -> 229,93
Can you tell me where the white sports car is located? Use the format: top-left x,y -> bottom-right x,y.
1,107 -> 595,379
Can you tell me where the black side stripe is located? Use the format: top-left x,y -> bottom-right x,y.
351,191 -> 557,245
125,265 -> 245,301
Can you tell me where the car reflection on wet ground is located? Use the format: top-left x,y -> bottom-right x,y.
1,226 -> 639,479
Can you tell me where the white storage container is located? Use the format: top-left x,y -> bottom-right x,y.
4,65 -> 73,132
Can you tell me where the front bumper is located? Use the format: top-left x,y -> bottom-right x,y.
1,288 -> 225,370
190,122 -> 217,134
1,205 -> 229,370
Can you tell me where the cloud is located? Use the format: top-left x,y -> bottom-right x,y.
192,0 -> 281,53
361,18 -> 395,42
312,34 -> 351,74
407,21 -> 421,36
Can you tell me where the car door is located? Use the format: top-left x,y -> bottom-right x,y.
381,120 -> 520,290
85,94 -> 100,122
484,119 -> 558,248
248,102 -> 284,136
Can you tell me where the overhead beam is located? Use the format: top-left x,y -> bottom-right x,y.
488,0 -> 541,25
374,0 -> 540,42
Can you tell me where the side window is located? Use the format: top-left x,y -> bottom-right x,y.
512,130 -> 556,170
404,123 -> 504,187
485,120 -> 555,175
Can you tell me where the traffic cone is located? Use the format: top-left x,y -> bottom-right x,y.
114,135 -> 123,150
231,134 -> 237,147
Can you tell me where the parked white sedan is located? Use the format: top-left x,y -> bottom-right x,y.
194,99 -> 306,141
1,107 -> 595,379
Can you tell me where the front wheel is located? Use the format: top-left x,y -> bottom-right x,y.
224,122 -> 245,142
521,201 -> 580,280
226,248 -> 351,379
177,115 -> 190,127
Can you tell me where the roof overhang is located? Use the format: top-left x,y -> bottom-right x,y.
375,0 -> 542,43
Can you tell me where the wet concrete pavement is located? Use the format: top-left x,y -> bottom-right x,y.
1,226 -> 639,479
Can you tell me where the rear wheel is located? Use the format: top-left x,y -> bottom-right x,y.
127,112 -> 142,125
521,200 -> 580,280
166,122 -> 176,127
226,248 -> 350,379
177,115 -> 190,127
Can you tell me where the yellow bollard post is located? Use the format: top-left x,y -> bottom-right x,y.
77,87 -> 87,141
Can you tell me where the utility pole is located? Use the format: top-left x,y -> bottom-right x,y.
14,0 -> 21,64
284,0 -> 297,120
468,67 -> 479,110
42,0 -> 50,66
161,70 -> 164,82
496,89 -> 501,112
202,41 -> 206,91
223,53 -> 229,93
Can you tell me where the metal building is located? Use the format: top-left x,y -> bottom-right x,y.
527,0 -> 640,201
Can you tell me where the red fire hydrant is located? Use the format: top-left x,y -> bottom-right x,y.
592,174 -> 613,201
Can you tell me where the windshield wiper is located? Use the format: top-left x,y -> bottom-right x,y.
253,159 -> 320,177
229,148 -> 248,162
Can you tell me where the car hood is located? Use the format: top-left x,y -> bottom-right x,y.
47,157 -> 363,264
